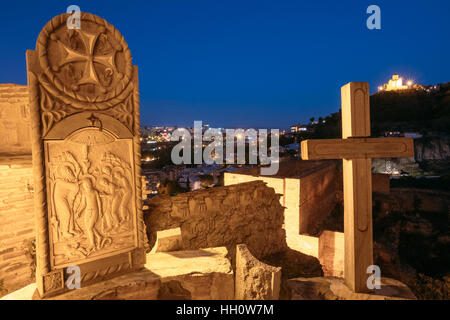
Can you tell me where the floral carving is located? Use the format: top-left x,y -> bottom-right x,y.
39,86 -> 75,136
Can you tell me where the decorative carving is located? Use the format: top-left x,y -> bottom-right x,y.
109,93 -> 134,132
39,86 -> 76,136
46,129 -> 135,267
43,270 -> 64,293
28,11 -> 146,298
31,12 -> 136,136
37,12 -> 132,104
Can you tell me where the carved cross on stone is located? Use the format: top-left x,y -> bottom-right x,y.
301,82 -> 414,292
52,29 -> 120,91
27,12 -> 146,298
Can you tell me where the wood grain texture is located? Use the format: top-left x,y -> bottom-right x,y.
300,81 -> 415,293
341,82 -> 370,139
343,158 -> 373,292
301,137 -> 414,160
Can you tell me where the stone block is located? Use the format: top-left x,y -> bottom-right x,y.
150,227 -> 183,253
1,246 -> 234,300
147,246 -> 234,300
288,276 -> 416,300
235,244 -> 281,300
319,230 -> 344,277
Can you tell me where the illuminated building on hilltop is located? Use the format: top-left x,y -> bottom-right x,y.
290,124 -> 308,133
378,74 -> 414,92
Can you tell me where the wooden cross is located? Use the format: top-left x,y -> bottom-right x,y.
301,82 -> 414,292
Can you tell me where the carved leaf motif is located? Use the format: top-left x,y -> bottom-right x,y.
110,95 -> 134,131
43,271 -> 63,292
39,86 -> 73,136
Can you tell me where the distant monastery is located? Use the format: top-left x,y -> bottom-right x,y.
378,74 -> 414,91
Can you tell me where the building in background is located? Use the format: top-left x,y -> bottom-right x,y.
290,124 -> 308,133
378,74 -> 414,91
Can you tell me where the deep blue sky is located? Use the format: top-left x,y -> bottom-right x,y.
1,0 -> 449,129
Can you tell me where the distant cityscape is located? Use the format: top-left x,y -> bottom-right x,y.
140,75 -> 436,198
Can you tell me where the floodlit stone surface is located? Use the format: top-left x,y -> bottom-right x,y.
147,247 -> 234,300
151,227 -> 183,253
145,181 -> 287,264
0,84 -> 31,156
0,156 -> 35,294
288,276 -> 416,300
224,160 -> 339,237
26,11 -> 147,297
319,231 -> 344,277
1,247 -> 234,300
235,244 -> 281,300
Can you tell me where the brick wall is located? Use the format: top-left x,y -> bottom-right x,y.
0,156 -> 35,296
0,84 -> 30,156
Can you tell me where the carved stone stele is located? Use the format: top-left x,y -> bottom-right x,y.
26,12 -> 147,298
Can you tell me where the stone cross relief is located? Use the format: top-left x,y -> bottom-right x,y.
53,28 -> 120,92
301,82 -> 414,293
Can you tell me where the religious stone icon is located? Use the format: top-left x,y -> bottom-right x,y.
27,12 -> 147,298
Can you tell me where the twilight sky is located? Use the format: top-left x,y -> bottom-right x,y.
1,0 -> 449,129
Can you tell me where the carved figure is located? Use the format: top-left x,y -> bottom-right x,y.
77,176 -> 103,250
53,155 -> 81,239
113,170 -> 132,224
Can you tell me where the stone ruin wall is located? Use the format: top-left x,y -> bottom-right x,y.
297,162 -> 338,235
223,161 -> 339,237
0,84 -> 35,295
144,181 -> 288,265
0,158 -> 35,294
0,84 -> 31,156
0,83 -> 392,295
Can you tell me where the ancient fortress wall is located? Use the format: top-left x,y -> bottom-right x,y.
0,84 -> 35,295
0,157 -> 35,294
144,181 -> 288,263
224,161 -> 339,236
0,84 -> 30,156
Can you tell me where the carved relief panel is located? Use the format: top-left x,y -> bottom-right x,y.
45,128 -> 136,267
27,12 -> 146,298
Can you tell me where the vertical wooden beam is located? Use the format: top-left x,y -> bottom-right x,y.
341,82 -> 373,293
343,158 -> 373,292
341,82 -> 370,139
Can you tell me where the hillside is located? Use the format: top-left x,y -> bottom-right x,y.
304,82 -> 450,139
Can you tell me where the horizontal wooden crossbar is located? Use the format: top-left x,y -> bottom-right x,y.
301,137 -> 414,160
